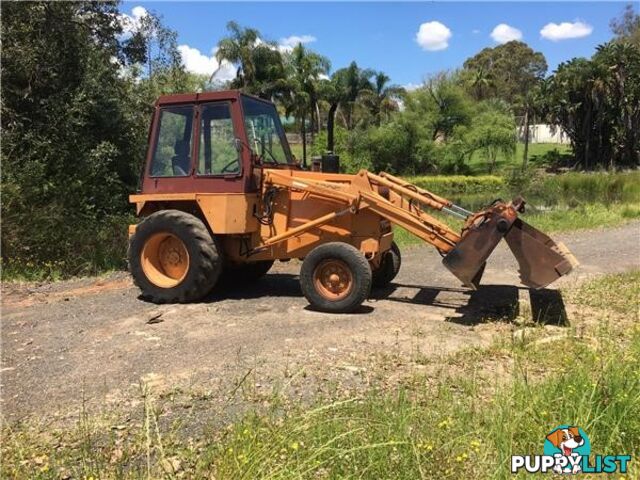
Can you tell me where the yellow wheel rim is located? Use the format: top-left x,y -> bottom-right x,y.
313,259 -> 353,301
140,233 -> 190,288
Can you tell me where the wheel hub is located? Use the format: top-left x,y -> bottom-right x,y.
313,259 -> 353,300
141,233 -> 190,288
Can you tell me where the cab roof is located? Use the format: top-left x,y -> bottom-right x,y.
155,90 -> 268,106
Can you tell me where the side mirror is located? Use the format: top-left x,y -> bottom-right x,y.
233,137 -> 243,152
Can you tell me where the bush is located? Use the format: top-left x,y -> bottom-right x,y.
362,121 -> 416,174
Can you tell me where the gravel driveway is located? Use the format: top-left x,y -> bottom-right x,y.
2,222 -> 639,423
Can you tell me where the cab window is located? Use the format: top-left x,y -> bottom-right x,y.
241,96 -> 292,165
150,106 -> 193,177
198,103 -> 240,175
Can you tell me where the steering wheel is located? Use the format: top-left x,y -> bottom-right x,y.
220,159 -> 239,174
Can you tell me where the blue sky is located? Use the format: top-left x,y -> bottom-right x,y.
122,2 -> 628,87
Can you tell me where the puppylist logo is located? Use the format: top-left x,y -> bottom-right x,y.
511,425 -> 632,474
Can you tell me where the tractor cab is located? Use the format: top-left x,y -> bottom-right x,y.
140,90 -> 296,195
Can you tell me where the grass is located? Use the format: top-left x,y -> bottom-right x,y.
289,142 -> 304,161
467,142 -> 572,175
3,271 -> 639,479
393,170 -> 640,248
394,202 -> 640,248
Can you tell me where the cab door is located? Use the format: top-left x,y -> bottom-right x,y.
142,100 -> 252,194
192,101 -> 252,193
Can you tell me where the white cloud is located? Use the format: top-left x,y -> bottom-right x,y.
540,21 -> 593,41
279,35 -> 317,49
119,6 -> 148,36
178,45 -> 236,80
403,82 -> 422,91
254,36 -> 301,54
472,29 -> 481,35
490,23 -> 523,43
416,21 -> 452,51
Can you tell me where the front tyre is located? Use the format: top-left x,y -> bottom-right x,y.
128,210 -> 222,303
372,241 -> 401,288
300,242 -> 372,313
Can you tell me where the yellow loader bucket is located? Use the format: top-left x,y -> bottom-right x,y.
442,199 -> 578,289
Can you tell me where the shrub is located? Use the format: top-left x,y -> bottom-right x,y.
363,121 -> 416,174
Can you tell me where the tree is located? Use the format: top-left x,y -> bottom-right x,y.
404,73 -> 473,144
543,42 -> 640,169
214,21 -> 291,100
284,43 -> 330,165
215,21 -> 260,89
463,41 -> 547,105
463,41 -> 547,166
360,72 -> 404,126
320,62 -> 374,152
610,3 -> 640,47
463,107 -> 517,173
464,66 -> 494,101
1,2 -> 186,277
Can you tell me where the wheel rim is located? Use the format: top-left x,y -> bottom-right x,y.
313,259 -> 353,301
140,233 -> 190,288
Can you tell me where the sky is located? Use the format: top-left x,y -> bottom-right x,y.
121,1 -> 629,87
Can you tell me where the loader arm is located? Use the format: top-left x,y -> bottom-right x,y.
260,168 -> 578,290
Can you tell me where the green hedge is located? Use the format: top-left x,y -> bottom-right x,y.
406,171 -> 640,206
406,175 -> 504,195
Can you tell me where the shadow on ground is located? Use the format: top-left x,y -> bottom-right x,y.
142,272 -> 568,326
373,282 -> 568,326
206,273 -> 303,301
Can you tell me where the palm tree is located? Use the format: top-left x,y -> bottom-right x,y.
469,66 -> 493,100
361,72 -> 404,126
284,44 -> 330,165
250,45 -> 289,100
321,62 -> 374,152
215,21 -> 260,89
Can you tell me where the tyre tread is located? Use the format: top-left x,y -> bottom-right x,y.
128,209 -> 222,303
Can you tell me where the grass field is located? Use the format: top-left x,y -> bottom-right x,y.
467,143 -> 572,175
4,271 -> 638,478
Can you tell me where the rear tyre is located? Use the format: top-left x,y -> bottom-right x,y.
223,260 -> 274,282
128,210 -> 222,303
372,242 -> 401,288
300,242 -> 372,313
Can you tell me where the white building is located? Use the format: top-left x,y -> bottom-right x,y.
518,124 -> 570,145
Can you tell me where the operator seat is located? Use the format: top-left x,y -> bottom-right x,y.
172,140 -> 190,176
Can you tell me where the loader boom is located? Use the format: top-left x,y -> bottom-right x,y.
259,168 -> 578,290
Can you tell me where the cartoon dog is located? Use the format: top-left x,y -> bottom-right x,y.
546,426 -> 585,474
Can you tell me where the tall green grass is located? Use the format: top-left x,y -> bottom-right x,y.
407,171 -> 640,207
393,171 -> 640,246
529,171 -> 640,206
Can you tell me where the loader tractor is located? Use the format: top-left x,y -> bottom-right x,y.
128,91 -> 578,313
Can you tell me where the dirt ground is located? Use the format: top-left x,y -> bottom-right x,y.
2,222 -> 639,425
